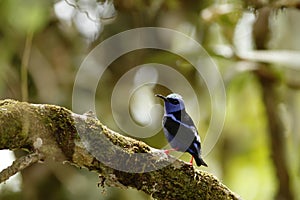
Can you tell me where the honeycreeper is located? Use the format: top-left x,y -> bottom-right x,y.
155,93 -> 207,167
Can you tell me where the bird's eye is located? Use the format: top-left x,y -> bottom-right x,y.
168,99 -> 179,104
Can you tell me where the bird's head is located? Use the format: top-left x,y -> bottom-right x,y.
155,93 -> 185,113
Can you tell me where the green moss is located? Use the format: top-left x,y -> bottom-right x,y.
41,105 -> 77,160
100,123 -> 151,154
0,99 -> 19,106
0,99 -> 30,149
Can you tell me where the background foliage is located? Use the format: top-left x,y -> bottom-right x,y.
0,0 -> 300,200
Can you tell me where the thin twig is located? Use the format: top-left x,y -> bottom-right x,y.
0,152 -> 44,183
21,30 -> 33,102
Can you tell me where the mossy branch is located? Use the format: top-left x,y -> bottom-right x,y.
0,99 -> 240,200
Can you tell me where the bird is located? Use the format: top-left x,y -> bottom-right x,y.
155,93 -> 208,167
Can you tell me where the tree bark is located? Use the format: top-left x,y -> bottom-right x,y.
0,99 -> 240,200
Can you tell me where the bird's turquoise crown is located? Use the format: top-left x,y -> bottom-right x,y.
166,93 -> 183,100
155,93 -> 185,113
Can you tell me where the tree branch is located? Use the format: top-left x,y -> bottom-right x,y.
0,99 -> 240,200
0,151 -> 44,183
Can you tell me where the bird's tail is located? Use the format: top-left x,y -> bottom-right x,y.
194,156 -> 208,167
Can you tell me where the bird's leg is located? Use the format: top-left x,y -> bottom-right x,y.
164,148 -> 178,155
189,156 -> 194,165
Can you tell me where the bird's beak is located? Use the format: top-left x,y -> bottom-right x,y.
155,94 -> 168,102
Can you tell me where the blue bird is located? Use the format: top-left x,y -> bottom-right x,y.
155,93 -> 208,167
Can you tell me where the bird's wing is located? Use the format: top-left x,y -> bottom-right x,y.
163,113 -> 202,154
169,110 -> 196,127
181,110 -> 197,127
180,110 -> 202,143
163,114 -> 193,133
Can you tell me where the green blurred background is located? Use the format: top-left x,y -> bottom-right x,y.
0,0 -> 300,200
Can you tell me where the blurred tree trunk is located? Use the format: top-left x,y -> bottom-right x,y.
253,7 -> 294,200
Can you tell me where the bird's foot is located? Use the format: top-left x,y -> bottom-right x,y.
164,150 -> 170,154
164,148 -> 178,155
189,156 -> 194,165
